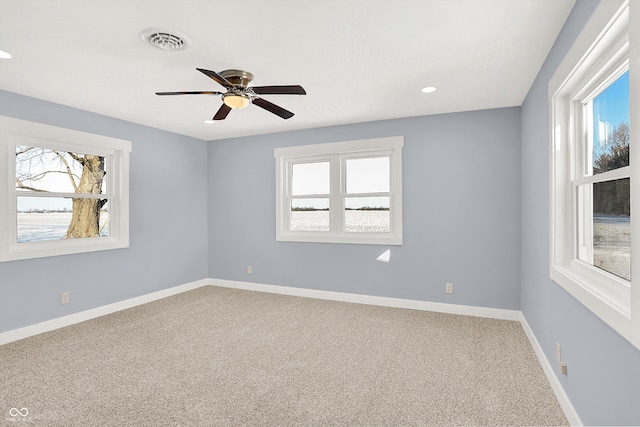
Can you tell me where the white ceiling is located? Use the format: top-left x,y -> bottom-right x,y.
0,0 -> 575,141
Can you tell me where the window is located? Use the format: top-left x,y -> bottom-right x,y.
0,116 -> 131,261
275,136 -> 403,245
550,0 -> 639,349
576,71 -> 630,281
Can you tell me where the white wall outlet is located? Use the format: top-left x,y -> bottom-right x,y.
556,342 -> 568,375
247,265 -> 253,275
445,283 -> 454,294
61,292 -> 70,304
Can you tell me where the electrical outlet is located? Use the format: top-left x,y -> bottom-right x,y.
556,342 -> 568,375
61,292 -> 70,304
247,265 -> 253,275
445,283 -> 454,294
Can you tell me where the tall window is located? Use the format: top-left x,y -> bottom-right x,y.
576,71 -> 630,281
0,116 -> 131,262
275,136 -> 403,245
550,0 -> 638,349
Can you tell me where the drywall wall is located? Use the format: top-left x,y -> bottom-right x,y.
0,91 -> 209,333
208,107 -> 522,310
520,0 -> 640,424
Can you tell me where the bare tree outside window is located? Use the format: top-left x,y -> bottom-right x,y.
15,146 -> 108,240
593,122 -> 630,175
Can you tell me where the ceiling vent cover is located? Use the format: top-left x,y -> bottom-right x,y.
140,28 -> 190,51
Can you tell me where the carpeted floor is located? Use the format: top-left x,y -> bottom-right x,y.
0,286 -> 568,426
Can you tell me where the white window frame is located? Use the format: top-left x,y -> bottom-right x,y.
549,0 -> 639,349
275,136 -> 403,245
0,116 -> 131,262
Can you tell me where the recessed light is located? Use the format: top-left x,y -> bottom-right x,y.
0,50 -> 12,59
203,120 -> 216,124
421,86 -> 437,93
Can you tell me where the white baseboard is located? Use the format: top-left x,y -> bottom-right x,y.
0,278 -> 209,345
209,278 -> 522,321
519,314 -> 582,426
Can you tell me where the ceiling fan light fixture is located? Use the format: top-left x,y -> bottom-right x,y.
223,93 -> 251,109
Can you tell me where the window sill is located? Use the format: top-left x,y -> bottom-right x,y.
276,233 -> 402,245
0,237 -> 129,262
551,262 -> 632,341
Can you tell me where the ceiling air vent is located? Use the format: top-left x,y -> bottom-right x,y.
140,28 -> 190,51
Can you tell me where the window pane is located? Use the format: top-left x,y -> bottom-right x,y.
345,197 -> 390,232
291,198 -> 329,231
577,179 -> 631,281
16,146 -> 107,194
292,162 -> 329,195
591,71 -> 630,175
346,157 -> 389,194
17,196 -> 110,242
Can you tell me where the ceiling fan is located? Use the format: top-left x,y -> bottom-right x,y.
156,68 -> 306,121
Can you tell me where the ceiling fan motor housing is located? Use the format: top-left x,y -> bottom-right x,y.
220,69 -> 255,88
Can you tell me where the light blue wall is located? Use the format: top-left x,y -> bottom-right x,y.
208,108 -> 522,309
4,2 -> 637,423
520,1 -> 640,425
0,91 -> 209,333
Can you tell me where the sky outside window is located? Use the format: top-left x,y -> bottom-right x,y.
592,70 -> 630,169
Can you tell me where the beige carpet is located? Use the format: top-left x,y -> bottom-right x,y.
0,286 -> 568,426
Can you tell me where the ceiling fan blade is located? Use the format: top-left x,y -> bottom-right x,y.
196,68 -> 234,88
156,91 -> 223,96
252,97 -> 295,119
213,104 -> 232,121
252,85 -> 306,95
